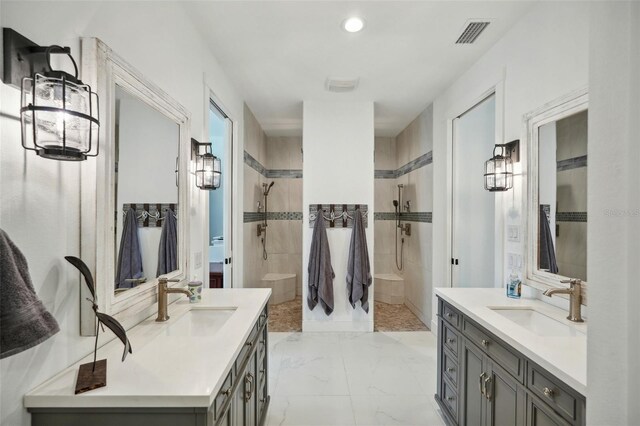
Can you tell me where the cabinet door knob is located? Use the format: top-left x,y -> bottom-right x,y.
446,312 -> 453,318
543,387 -> 555,398
221,387 -> 232,397
446,396 -> 455,401
446,338 -> 455,344
446,367 -> 455,373
481,339 -> 490,347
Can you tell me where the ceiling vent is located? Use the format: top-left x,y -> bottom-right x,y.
455,20 -> 490,44
325,78 -> 359,93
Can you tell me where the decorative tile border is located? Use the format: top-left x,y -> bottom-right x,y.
557,155 -> 587,172
374,170 -> 396,179
266,169 -> 303,179
374,211 -> 432,223
266,212 -> 303,220
556,212 -> 587,222
244,151 -> 266,175
375,151 -> 432,179
243,212 -> 265,223
244,150 -> 303,178
244,211 -> 303,223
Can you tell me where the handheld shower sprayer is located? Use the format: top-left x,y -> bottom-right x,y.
259,181 -> 276,260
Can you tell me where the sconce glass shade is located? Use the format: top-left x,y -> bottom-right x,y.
21,72 -> 100,161
195,145 -> 221,190
484,145 -> 514,192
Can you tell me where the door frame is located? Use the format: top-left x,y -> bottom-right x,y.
446,80 -> 505,289
203,86 -> 238,288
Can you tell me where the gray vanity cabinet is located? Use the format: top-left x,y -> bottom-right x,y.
459,339 -> 526,426
215,306 -> 269,426
30,305 -> 270,426
436,297 -> 585,426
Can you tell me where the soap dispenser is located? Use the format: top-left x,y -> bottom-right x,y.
507,270 -> 521,299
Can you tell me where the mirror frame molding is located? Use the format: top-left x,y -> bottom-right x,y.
522,87 -> 588,302
79,38 -> 191,334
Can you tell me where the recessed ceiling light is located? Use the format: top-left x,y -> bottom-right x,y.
343,17 -> 365,33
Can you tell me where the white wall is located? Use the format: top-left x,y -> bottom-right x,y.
0,2 -> 244,425
587,2 -> 640,423
302,101 -> 374,332
432,2 -> 589,328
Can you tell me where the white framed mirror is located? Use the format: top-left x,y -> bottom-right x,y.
79,38 -> 191,334
523,87 -> 588,301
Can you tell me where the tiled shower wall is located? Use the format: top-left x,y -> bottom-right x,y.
264,136 -> 303,295
374,104 -> 434,326
242,104 -> 303,294
243,105 -> 268,289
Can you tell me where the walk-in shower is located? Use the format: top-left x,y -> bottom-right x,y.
393,184 -> 411,270
257,181 -> 275,260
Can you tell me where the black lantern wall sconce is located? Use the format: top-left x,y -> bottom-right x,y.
2,28 -> 100,161
192,138 -> 221,190
484,139 -> 520,192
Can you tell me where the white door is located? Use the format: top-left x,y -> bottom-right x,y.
209,101 -> 234,287
451,94 -> 496,288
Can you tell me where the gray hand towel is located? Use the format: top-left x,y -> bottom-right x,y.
307,213 -> 334,315
346,209 -> 372,313
0,229 -> 59,359
157,208 -> 178,277
539,205 -> 559,274
115,209 -> 144,289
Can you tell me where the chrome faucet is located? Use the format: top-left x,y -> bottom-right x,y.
155,277 -> 191,322
543,278 -> 584,323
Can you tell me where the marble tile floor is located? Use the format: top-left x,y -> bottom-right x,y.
268,297 -> 428,333
266,331 -> 446,426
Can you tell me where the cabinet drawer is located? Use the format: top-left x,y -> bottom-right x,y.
236,322 -> 260,371
259,306 -> 269,328
441,301 -> 461,328
442,321 -> 460,357
258,326 -> 267,362
442,378 -> 459,422
214,370 -> 234,420
527,363 -> 583,423
442,348 -> 458,387
528,393 -> 572,426
462,318 -> 524,381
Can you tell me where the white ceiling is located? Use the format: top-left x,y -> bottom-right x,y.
184,1 -> 535,137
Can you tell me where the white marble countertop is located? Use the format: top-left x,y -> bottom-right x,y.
435,288 -> 586,396
24,288 -> 271,409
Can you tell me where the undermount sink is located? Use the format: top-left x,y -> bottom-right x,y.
164,307 -> 237,337
490,307 -> 585,337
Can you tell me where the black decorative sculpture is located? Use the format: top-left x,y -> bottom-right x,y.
65,256 -> 132,394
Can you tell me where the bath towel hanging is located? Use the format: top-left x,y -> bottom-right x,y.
307,208 -> 335,315
115,208 -> 144,288
346,209 -> 372,313
539,205 -> 559,274
0,229 -> 59,359
157,207 -> 178,277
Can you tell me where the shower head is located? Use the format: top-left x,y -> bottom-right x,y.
263,181 -> 275,196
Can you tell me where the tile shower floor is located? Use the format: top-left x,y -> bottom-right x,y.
268,297 -> 429,333
266,331 -> 446,426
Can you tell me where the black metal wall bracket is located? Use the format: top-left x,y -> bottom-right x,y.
2,27 -> 71,88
